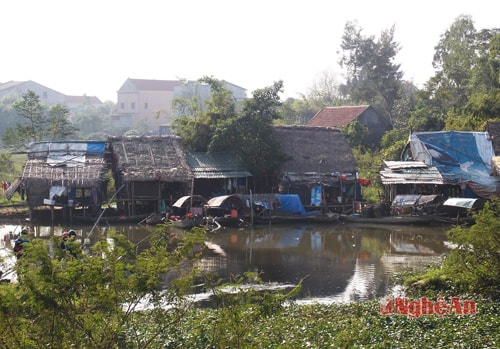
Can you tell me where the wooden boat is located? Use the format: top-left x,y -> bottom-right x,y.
205,195 -> 250,228
253,214 -> 315,224
246,193 -> 340,225
143,213 -> 165,225
169,195 -> 208,229
339,214 -> 436,225
73,213 -> 150,224
311,213 -> 341,224
252,212 -> 339,225
171,214 -> 205,229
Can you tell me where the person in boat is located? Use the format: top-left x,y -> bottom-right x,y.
13,228 -> 30,259
61,230 -> 80,258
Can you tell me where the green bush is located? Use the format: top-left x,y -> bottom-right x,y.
406,200 -> 500,300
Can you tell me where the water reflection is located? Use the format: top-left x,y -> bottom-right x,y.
1,221 -> 450,303
201,223 -> 450,302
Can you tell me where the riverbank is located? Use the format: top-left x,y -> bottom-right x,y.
0,204 -> 62,224
130,297 -> 499,348
0,204 -> 29,221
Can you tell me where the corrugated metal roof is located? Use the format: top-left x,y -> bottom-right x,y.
384,160 -> 428,169
380,165 -> 444,185
187,152 -> 252,179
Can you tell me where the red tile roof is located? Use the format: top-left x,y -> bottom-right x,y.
307,105 -> 371,127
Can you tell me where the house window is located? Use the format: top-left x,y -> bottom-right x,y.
131,102 -> 135,109
120,102 -> 125,109
42,91 -> 48,98
144,102 -> 148,109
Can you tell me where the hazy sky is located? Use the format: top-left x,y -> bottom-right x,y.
1,1 -> 498,102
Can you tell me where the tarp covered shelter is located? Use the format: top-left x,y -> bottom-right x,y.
19,141 -> 109,210
242,193 -> 319,216
391,194 -> 443,215
405,131 -> 500,198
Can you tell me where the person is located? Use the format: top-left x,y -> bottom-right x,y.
61,230 -> 80,258
13,228 -> 30,259
60,231 -> 70,249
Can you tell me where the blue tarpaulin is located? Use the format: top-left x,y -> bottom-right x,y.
277,194 -> 318,216
409,131 -> 500,198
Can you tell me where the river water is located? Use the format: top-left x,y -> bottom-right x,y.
0,221 -> 451,303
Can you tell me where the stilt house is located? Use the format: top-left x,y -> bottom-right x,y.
272,125 -> 358,213
108,135 -> 193,215
9,141 -> 110,221
380,131 -> 500,200
186,152 -> 252,198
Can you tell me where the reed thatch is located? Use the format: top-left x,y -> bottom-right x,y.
109,135 -> 193,183
272,125 -> 356,184
19,141 -> 110,207
22,141 -> 109,187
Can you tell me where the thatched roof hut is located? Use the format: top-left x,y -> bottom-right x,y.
272,125 -> 357,208
15,141 -> 110,211
109,135 -> 193,183
108,135 -> 193,214
272,125 -> 356,185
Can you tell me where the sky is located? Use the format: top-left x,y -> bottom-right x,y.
1,1 -> 498,103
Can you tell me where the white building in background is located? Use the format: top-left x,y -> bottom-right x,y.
0,80 -> 103,116
113,78 -> 247,134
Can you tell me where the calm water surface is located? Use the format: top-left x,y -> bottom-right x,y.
1,221 -> 451,303
199,222 -> 450,303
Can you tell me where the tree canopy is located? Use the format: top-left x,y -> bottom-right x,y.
339,21 -> 404,125
2,90 -> 79,150
411,15 -> 500,132
172,78 -> 288,192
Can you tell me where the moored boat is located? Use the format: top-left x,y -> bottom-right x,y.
169,195 -> 208,229
338,214 -> 435,225
205,194 -> 250,228
73,213 -> 151,224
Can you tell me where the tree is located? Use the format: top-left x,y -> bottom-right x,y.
453,30 -> 500,130
338,21 -> 403,124
340,120 -> 369,150
410,17 -> 500,132
209,81 -> 288,191
306,69 -> 344,109
280,95 -> 321,126
0,228 -> 206,348
0,94 -> 22,143
47,104 -> 79,140
73,100 -> 115,139
2,90 -> 79,150
432,15 -> 477,110
407,200 -> 500,300
380,128 -> 409,160
3,90 -> 47,149
172,76 -> 238,152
